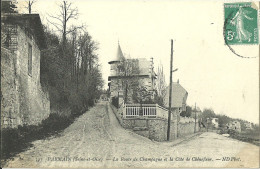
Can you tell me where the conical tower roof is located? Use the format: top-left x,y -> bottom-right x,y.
108,42 -> 125,64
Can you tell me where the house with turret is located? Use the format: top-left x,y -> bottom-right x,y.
108,43 -> 156,105
108,43 -> 197,141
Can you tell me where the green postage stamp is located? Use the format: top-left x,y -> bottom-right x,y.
224,2 -> 259,45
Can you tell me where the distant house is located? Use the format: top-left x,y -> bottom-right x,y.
1,14 -> 50,128
164,81 -> 188,116
108,43 -> 156,105
244,122 -> 253,130
211,118 -> 219,128
226,121 -> 241,132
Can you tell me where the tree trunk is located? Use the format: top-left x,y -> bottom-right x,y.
63,1 -> 67,45
28,2 -> 31,13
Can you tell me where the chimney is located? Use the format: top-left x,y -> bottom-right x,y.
177,79 -> 179,83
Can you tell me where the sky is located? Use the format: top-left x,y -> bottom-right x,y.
17,0 -> 259,124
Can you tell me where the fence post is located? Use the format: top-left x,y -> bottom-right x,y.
123,104 -> 126,118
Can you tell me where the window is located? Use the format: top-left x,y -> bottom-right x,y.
28,43 -> 32,76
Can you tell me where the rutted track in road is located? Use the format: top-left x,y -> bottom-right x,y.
102,103 -> 116,167
4,102 -> 259,168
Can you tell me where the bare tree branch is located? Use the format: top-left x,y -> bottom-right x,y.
47,13 -> 64,23
66,24 -> 85,35
24,0 -> 37,13
46,18 -> 63,32
46,1 -> 81,45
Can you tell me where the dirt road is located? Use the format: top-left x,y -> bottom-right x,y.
5,102 -> 259,168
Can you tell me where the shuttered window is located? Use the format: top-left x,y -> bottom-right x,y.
28,43 -> 32,76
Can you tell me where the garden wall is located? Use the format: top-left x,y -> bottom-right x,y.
110,103 -> 180,141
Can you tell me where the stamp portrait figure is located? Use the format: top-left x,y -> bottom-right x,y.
230,6 -> 253,42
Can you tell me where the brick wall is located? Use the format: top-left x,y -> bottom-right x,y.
1,25 -> 50,128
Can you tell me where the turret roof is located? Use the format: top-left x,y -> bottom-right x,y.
108,43 -> 125,64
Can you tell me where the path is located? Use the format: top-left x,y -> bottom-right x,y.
5,102 -> 259,168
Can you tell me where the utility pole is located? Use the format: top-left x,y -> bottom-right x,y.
167,40 -> 178,141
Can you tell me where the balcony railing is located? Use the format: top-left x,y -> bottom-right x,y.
123,104 -> 168,119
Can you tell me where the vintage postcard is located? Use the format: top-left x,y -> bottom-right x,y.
1,0 -> 259,168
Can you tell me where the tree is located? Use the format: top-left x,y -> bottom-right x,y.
154,65 -> 167,106
133,86 -> 153,104
132,85 -> 153,116
215,114 -> 232,128
26,0 -> 36,14
116,58 -> 140,103
180,105 -> 192,117
201,108 -> 216,119
1,0 -> 17,13
41,25 -> 103,114
46,1 -> 84,92
47,1 -> 83,45
156,65 -> 167,98
200,108 -> 216,128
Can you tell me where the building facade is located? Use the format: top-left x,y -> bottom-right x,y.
1,14 -> 50,128
108,44 -> 198,141
211,118 -> 219,128
108,43 -> 156,105
244,122 -> 253,130
226,121 -> 241,132
164,81 -> 188,115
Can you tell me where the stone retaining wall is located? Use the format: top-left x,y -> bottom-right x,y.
1,47 -> 50,128
178,122 -> 199,137
110,103 -> 180,141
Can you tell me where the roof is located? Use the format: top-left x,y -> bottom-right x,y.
108,74 -> 149,81
138,58 -> 150,75
164,82 -> 188,108
1,13 -> 46,50
108,43 -> 125,64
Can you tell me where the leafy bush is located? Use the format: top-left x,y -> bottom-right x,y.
227,129 -> 239,136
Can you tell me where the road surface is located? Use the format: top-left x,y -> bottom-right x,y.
5,102 -> 259,168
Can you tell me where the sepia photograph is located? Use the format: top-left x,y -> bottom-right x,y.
1,0 -> 259,168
